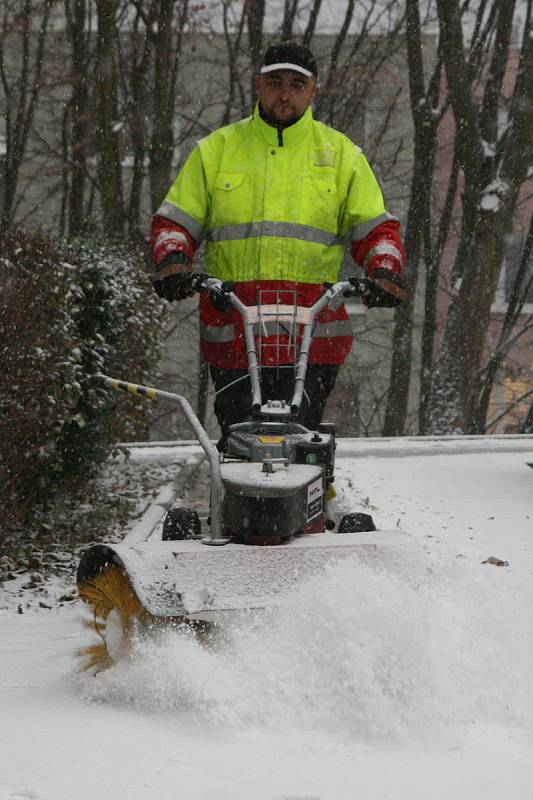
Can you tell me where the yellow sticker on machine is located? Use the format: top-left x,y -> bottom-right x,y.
325,484 -> 337,501
257,435 -> 285,443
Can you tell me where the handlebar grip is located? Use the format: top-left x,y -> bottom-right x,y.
187,274 -> 234,297
344,276 -> 371,297
188,272 -> 209,292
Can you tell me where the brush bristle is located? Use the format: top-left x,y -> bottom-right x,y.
76,642 -> 113,672
76,565 -> 209,671
78,566 -> 146,621
77,566 -> 152,671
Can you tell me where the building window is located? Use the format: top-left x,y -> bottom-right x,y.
489,377 -> 532,433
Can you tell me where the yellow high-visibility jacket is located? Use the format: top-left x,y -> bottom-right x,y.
159,104 -> 394,284
156,105 -> 397,367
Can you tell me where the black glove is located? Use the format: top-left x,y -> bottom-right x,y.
364,268 -> 406,308
208,281 -> 234,313
152,252 -> 192,302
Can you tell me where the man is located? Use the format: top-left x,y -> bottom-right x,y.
151,41 -> 405,443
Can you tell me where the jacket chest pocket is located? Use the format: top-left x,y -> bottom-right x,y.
300,169 -> 340,230
211,172 -> 250,225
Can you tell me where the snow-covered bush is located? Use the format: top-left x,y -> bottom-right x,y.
0,228 -> 165,527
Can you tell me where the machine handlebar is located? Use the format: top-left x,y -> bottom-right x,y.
187,272 -> 371,312
185,273 -> 376,416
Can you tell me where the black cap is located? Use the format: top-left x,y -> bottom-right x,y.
260,41 -> 318,78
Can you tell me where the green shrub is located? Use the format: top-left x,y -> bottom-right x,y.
0,228 -> 165,527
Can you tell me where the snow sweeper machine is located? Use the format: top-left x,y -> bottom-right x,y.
77,273 -> 406,668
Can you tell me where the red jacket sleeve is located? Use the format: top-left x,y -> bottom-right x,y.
351,219 -> 405,278
151,214 -> 199,267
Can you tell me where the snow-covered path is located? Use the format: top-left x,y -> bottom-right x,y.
2,441 -> 533,800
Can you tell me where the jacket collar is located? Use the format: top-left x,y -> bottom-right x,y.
250,104 -> 313,147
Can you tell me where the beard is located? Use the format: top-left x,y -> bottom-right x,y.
258,102 -> 302,130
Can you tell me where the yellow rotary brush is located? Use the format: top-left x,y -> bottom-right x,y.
77,566 -> 154,671
77,566 -> 210,671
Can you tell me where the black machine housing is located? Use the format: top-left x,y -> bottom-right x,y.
217,419 -> 336,544
225,419 -> 336,484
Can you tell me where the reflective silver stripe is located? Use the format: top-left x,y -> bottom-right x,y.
253,319 -> 352,338
200,319 -> 351,343
200,322 -> 235,343
351,212 -> 398,241
155,231 -> 189,249
363,242 -> 403,266
208,220 -> 345,248
314,319 -> 353,338
157,201 -> 205,242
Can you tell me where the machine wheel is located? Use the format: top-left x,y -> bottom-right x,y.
162,507 -> 201,540
338,512 -> 376,533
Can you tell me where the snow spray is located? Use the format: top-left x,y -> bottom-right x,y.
74,549 -> 533,743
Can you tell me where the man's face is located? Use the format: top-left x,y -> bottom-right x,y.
254,70 -> 318,125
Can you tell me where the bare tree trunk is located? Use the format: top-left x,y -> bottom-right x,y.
221,0 -> 247,125
320,0 -> 355,110
0,0 -> 52,226
123,4 -> 153,238
95,0 -> 124,237
149,0 -> 174,212
383,0 -> 438,435
246,0 -> 265,76
281,0 -> 299,40
418,149 -> 460,433
127,64 -> 148,238
472,211 -> 533,432
427,0 -> 533,433
149,0 -> 189,213
303,0 -> 323,46
520,399 -> 533,433
65,0 -> 91,237
59,99 -> 71,238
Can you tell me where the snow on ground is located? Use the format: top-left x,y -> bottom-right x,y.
1,438 -> 533,800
